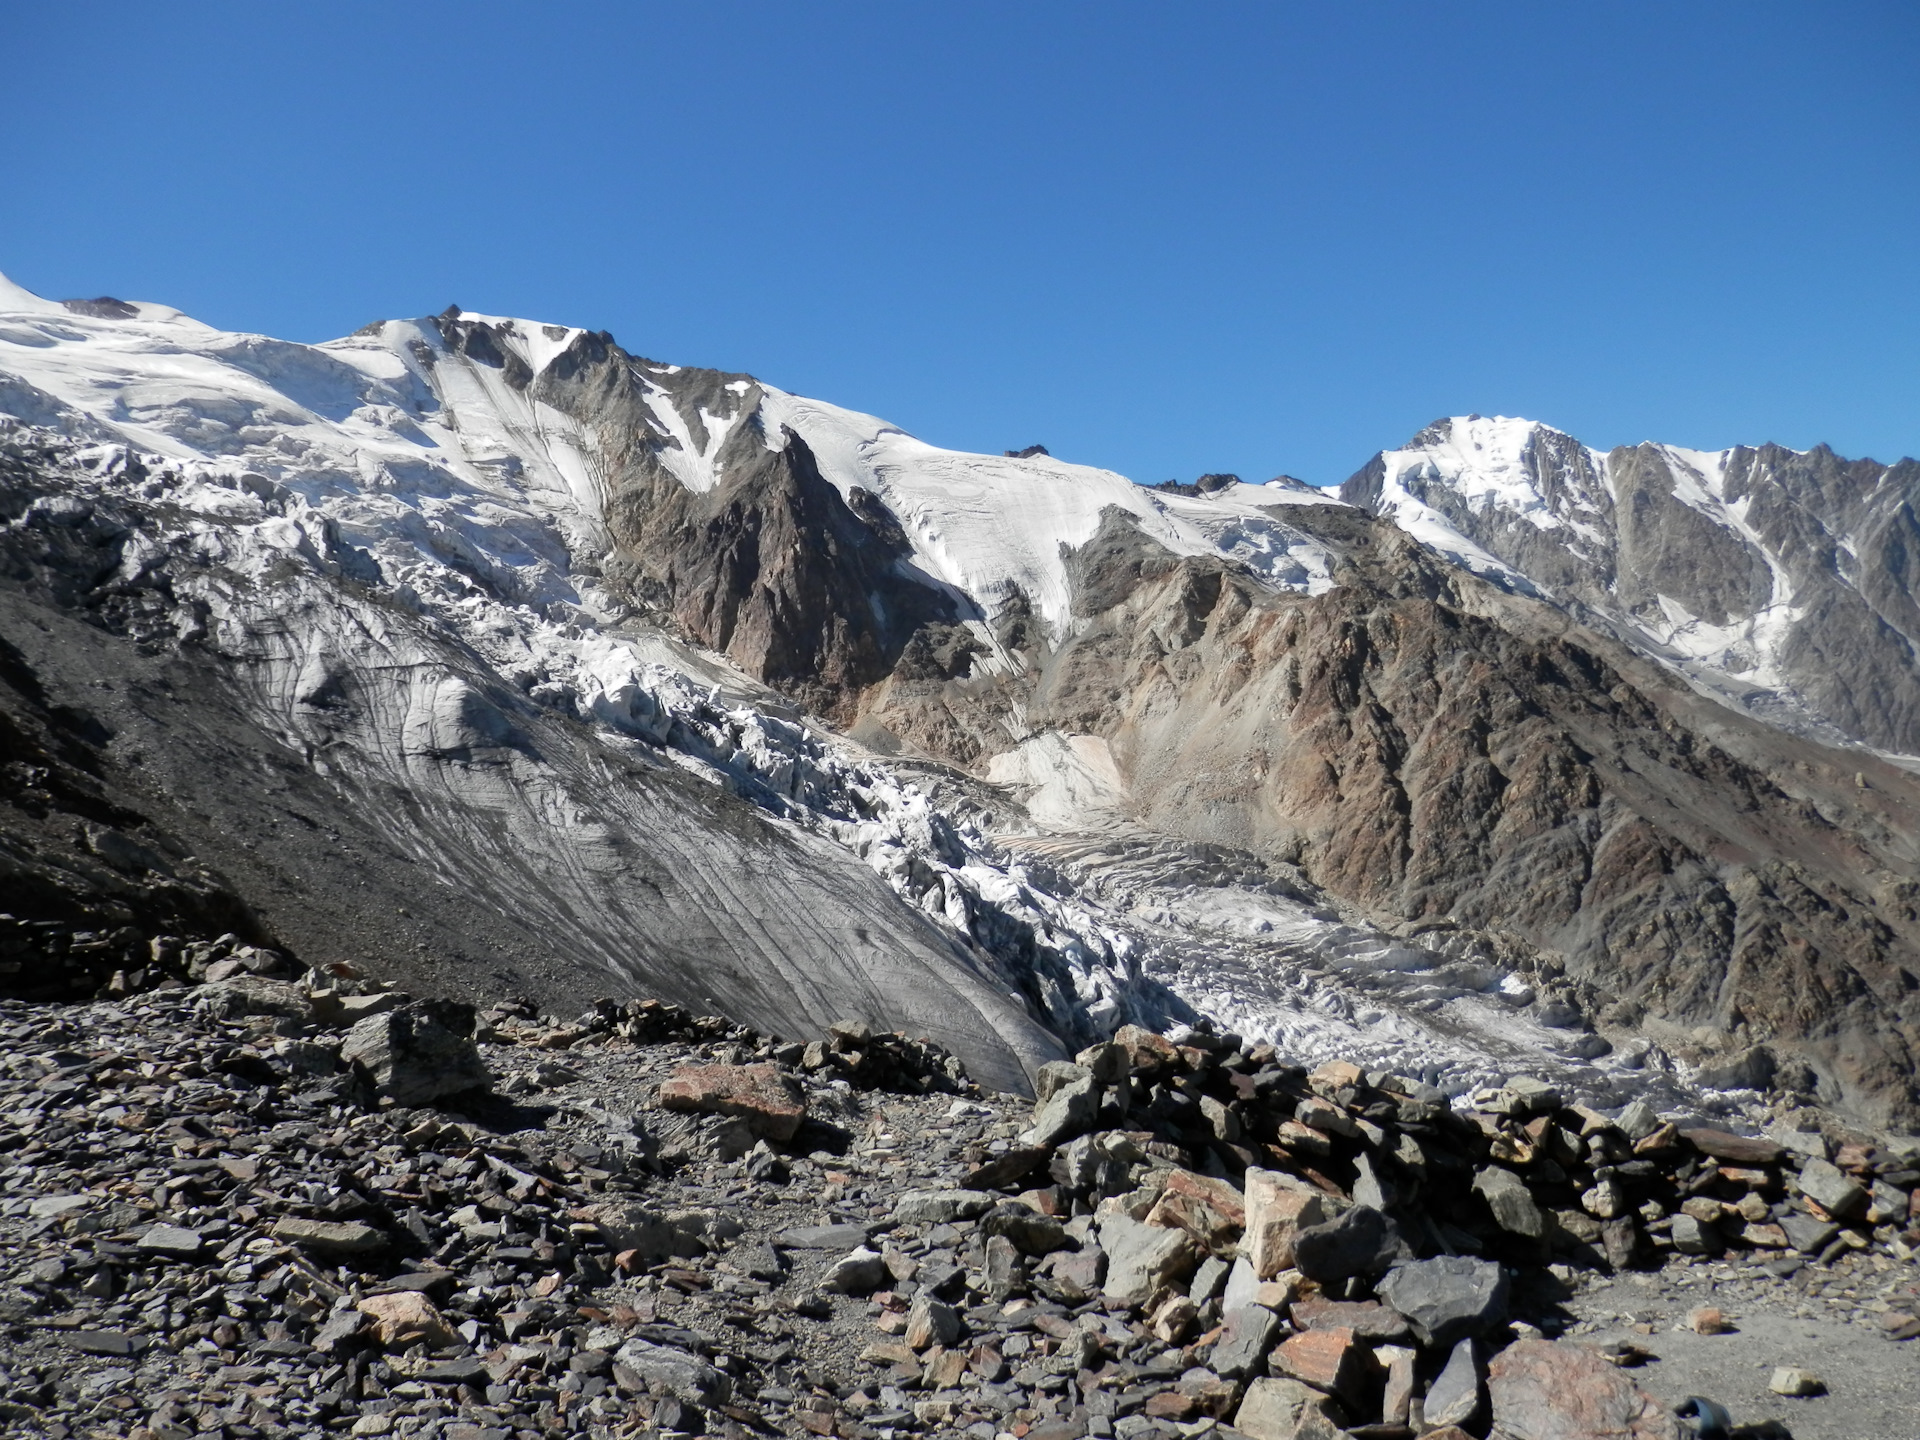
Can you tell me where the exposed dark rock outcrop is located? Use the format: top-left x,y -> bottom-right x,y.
846,507 -> 1920,1122
526,334 -> 964,723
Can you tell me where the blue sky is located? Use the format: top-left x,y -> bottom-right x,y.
4,2 -> 1915,484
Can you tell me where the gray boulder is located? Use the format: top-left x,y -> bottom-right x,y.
1473,1165 -> 1546,1239
1024,1073 -> 1099,1148
1291,1204 -> 1407,1283
1425,1337 -> 1482,1429
1099,1215 -> 1196,1306
613,1340 -> 731,1406
1797,1158 -> 1867,1218
893,1189 -> 997,1225
1376,1256 -> 1509,1349
1210,1305 -> 1284,1379
1780,1212 -> 1840,1254
339,998 -> 490,1104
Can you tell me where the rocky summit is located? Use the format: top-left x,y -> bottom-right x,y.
7,969 -> 1920,1440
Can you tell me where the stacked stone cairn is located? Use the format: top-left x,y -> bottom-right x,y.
916,1023 -> 1920,1439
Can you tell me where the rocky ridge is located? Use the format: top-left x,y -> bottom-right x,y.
1341,416 -> 1920,756
5,959 -> 1919,1440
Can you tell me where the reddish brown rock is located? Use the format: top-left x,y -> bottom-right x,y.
1487,1338 -> 1681,1439
1271,1325 -> 1374,1409
1147,1168 -> 1247,1250
1113,1024 -> 1183,1074
1144,1391 -> 1200,1420
658,1062 -> 804,1141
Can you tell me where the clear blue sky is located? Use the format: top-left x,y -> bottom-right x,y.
4,2 -> 1915,484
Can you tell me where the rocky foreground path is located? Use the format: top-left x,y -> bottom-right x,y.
3,961 -> 1920,1439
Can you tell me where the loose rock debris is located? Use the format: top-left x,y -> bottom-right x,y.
4,983 -> 1920,1438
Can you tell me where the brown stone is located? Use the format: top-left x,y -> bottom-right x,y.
923,1348 -> 969,1389
1113,1024 -> 1183,1073
356,1291 -> 457,1351
1309,1059 -> 1365,1092
1245,1168 -> 1329,1279
1144,1391 -> 1200,1420
1687,1307 -> 1733,1335
657,1063 -> 804,1141
1678,1126 -> 1785,1165
1146,1168 -> 1246,1250
1487,1338 -> 1681,1439
1633,1123 -> 1681,1155
1271,1325 -> 1373,1409
1274,1120 -> 1334,1157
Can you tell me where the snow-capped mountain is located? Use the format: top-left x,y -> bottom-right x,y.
1344,414 -> 1920,755
5,273 -> 1920,1125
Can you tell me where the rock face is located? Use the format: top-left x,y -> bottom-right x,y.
851,500 -> 1920,1119
522,327 -> 963,726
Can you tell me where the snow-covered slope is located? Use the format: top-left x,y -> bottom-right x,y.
2,273 -> 1747,1111
1345,414 -> 1920,755
755,387 -> 1338,632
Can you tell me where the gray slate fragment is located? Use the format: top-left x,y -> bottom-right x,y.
137,1223 -> 203,1255
1473,1165 -> 1546,1239
775,1222 -> 873,1249
1670,1214 -> 1721,1255
1797,1158 -> 1867,1218
894,1189 -> 997,1225
1210,1305 -> 1283,1379
1291,1204 -> 1406,1282
1024,1073 -> 1099,1148
1425,1337 -> 1482,1429
270,1218 -> 387,1255
1780,1212 -> 1840,1254
1099,1214 -> 1196,1306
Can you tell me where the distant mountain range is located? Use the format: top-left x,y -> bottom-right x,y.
4,273 -> 1917,1124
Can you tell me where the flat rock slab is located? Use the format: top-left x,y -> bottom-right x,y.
271,1218 -> 388,1255
136,1223 -> 203,1255
1290,1296 -> 1411,1341
775,1223 -> 874,1249
27,1195 -> 93,1220
56,1330 -> 142,1357
659,1063 -> 804,1141
1678,1126 -> 1785,1165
